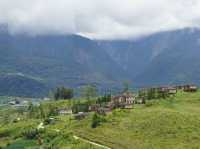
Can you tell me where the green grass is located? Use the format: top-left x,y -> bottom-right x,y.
70,91 -> 200,149
2,91 -> 200,149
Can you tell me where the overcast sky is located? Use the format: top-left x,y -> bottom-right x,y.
0,0 -> 200,39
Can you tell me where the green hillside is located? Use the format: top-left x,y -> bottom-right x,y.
0,33 -> 126,97
73,91 -> 200,149
1,91 -> 200,148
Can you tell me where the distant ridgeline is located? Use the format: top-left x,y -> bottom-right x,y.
1,26 -> 200,97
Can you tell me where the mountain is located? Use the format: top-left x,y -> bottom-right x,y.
0,29 -> 127,97
133,28 -> 200,86
1,26 -> 200,97
102,28 -> 200,87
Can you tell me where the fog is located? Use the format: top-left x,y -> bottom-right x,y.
0,0 -> 200,39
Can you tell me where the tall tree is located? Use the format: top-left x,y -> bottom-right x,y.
54,87 -> 74,100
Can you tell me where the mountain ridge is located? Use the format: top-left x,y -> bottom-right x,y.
1,27 -> 200,96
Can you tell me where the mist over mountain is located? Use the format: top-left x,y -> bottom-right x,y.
1,26 -> 200,97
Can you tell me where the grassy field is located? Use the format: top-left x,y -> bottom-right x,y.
70,91 -> 200,149
1,91 -> 200,149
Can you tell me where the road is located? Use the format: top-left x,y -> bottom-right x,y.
73,135 -> 111,149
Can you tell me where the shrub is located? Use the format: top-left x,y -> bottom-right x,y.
21,127 -> 42,139
54,87 -> 74,100
91,113 -> 106,128
0,128 -> 11,138
72,103 -> 89,113
96,94 -> 111,105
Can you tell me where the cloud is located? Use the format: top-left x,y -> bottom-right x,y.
0,0 -> 200,39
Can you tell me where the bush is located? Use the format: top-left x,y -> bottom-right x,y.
91,113 -> 106,128
54,87 -> 74,100
72,103 -> 89,113
0,128 -> 11,138
96,94 -> 111,105
21,127 -> 42,139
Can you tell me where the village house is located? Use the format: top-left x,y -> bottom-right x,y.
58,108 -> 73,115
175,84 -> 198,92
8,99 -> 20,105
111,92 -> 135,109
158,86 -> 177,95
96,107 -> 112,115
167,87 -> 177,95
89,102 -> 113,115
183,85 -> 198,92
88,104 -> 101,112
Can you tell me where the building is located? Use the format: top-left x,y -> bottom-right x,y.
183,85 -> 198,92
58,109 -> 72,115
88,104 -> 101,112
111,92 -> 135,109
167,87 -> 177,95
158,86 -> 177,95
8,98 -> 21,105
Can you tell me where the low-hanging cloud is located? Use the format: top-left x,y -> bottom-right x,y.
0,0 -> 200,39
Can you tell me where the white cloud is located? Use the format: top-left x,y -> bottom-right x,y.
0,0 -> 200,39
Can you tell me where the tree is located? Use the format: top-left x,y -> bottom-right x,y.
96,93 -> 111,105
91,113 -> 106,128
54,87 -> 74,100
138,90 -> 145,98
80,85 -> 97,99
72,102 -> 89,114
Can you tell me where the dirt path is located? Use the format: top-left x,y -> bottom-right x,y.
73,135 -> 111,149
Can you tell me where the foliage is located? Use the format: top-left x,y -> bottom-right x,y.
72,102 -> 89,114
96,94 -> 111,105
27,102 -> 59,119
54,87 -> 74,100
139,88 -> 171,100
91,113 -> 106,128
21,127 -> 42,140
